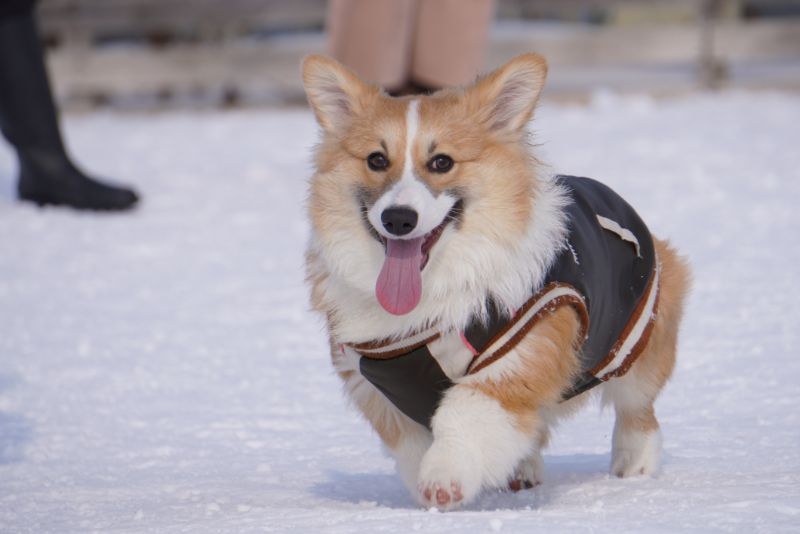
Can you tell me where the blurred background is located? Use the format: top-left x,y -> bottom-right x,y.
37,0 -> 800,110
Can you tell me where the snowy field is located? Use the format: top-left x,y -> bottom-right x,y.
1,91 -> 798,533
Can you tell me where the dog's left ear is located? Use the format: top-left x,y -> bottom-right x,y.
302,55 -> 377,134
469,53 -> 548,139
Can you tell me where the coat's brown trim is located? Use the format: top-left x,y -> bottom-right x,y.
476,283 -> 581,359
589,264 -> 659,377
599,284 -> 660,380
352,337 -> 397,351
352,332 -> 441,360
467,283 -> 589,375
351,325 -> 437,351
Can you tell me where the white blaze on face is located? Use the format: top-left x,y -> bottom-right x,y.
367,100 -> 457,241
368,99 -> 458,316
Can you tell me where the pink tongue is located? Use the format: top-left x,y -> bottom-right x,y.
376,237 -> 425,315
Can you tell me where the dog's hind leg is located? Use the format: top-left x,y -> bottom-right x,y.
509,395 -> 588,490
603,238 -> 691,477
509,426 -> 548,491
607,392 -> 663,477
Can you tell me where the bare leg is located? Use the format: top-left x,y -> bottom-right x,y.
326,0 -> 417,91
411,0 -> 496,88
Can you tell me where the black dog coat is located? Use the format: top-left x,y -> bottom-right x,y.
350,176 -> 660,429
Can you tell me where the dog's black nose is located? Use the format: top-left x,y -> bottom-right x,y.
381,206 -> 418,237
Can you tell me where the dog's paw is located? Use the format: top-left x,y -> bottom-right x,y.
418,480 -> 464,509
508,450 -> 544,491
417,442 -> 481,510
611,429 -> 661,478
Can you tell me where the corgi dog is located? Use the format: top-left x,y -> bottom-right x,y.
302,53 -> 691,510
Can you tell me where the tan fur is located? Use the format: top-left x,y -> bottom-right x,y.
637,238 -> 692,393
305,246 -> 328,314
471,306 -> 582,434
341,369 -> 403,449
416,76 -> 545,243
329,340 -> 405,450
603,239 -> 692,434
617,407 -> 659,434
473,238 -> 691,439
304,54 -> 547,270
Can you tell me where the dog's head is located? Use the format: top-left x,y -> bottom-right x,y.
303,54 -> 554,328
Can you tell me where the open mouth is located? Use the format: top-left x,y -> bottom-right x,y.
363,199 -> 463,270
364,199 -> 463,315
420,199 -> 462,269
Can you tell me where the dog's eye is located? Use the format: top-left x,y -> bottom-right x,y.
367,152 -> 390,171
427,154 -> 454,173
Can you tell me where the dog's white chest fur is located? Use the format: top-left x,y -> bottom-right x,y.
426,332 -> 475,379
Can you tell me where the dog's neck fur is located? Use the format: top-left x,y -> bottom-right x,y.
310,175 -> 570,344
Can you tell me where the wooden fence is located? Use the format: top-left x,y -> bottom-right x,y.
36,0 -> 800,107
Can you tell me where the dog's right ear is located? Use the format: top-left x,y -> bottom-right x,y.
302,55 -> 375,133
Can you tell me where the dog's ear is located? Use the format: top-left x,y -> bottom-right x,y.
468,53 -> 547,139
302,55 -> 376,133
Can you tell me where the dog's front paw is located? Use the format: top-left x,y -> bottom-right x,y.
418,480 -> 464,510
417,442 -> 482,510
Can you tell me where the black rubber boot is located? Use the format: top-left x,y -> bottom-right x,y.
0,9 -> 139,210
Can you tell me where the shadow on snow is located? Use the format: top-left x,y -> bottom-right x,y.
311,452 -> 612,511
0,372 -> 33,465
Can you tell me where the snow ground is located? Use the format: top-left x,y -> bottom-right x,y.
0,92 -> 798,533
